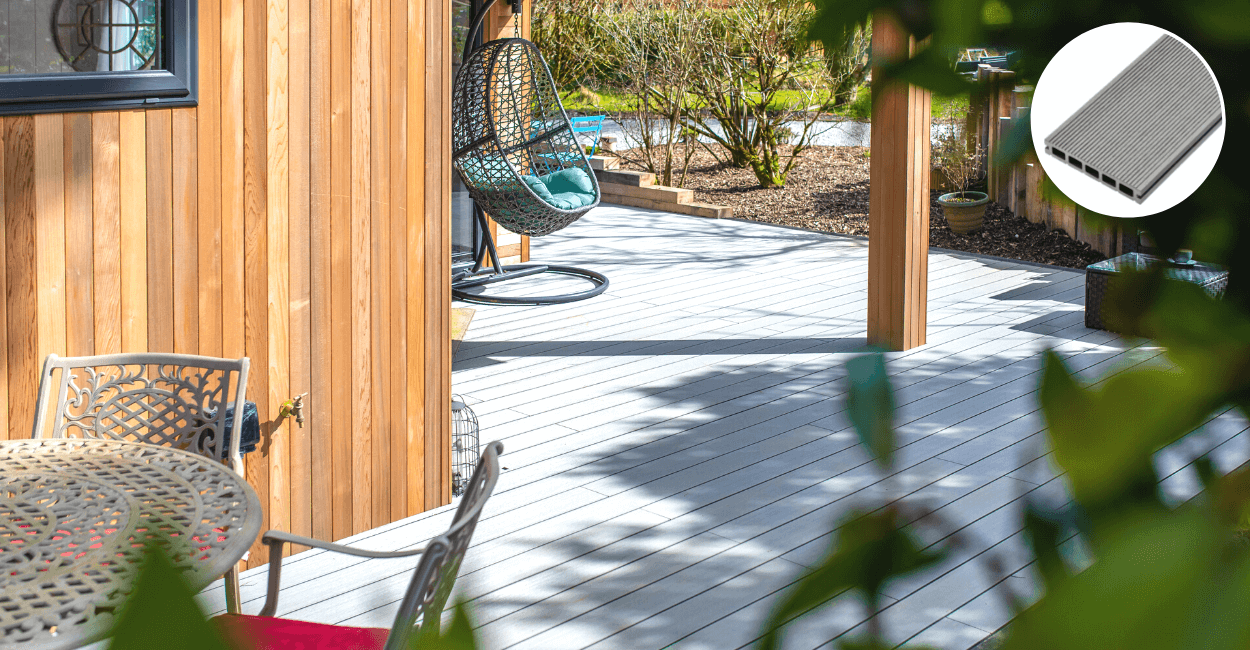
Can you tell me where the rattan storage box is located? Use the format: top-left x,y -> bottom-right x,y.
1085,252 -> 1229,331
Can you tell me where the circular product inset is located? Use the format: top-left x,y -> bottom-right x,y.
1031,23 -> 1224,218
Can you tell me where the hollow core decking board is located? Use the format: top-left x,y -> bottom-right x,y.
1043,34 -> 1222,203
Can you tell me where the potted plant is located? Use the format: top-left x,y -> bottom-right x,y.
932,105 -> 989,234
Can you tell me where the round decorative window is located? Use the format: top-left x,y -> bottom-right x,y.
54,0 -> 161,72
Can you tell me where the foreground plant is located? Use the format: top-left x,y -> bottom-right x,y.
755,0 -> 1250,635
108,540 -> 482,650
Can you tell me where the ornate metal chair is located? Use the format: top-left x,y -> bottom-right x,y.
211,441 -> 504,650
31,352 -> 252,612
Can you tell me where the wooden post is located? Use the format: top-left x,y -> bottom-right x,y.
997,116 -> 1012,203
867,11 -> 930,351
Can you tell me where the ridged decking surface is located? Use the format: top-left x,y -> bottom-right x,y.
200,205 -> 1247,650
1044,34 -> 1222,202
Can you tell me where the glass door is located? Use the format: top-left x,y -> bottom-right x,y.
451,0 -> 480,276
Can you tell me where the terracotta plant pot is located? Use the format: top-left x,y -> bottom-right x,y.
938,191 -> 990,234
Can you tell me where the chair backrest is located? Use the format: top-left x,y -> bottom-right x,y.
31,353 -> 251,474
570,115 -> 606,156
384,441 -> 504,649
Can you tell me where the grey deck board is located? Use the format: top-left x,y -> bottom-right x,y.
201,205 -> 1248,649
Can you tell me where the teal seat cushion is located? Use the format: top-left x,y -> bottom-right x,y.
520,169 -> 596,212
549,191 -> 593,210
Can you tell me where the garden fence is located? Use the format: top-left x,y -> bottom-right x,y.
966,66 -> 1140,258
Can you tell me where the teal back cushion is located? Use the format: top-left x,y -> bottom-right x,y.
545,168 -> 595,195
520,168 -> 597,212
521,175 -> 557,202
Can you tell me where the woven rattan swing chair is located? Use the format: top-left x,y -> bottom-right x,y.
450,0 -> 608,305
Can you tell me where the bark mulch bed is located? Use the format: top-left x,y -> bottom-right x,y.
618,145 -> 1106,270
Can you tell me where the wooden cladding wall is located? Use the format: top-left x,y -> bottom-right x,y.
0,0 -> 453,569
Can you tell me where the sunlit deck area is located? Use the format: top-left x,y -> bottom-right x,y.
201,205 -> 1249,650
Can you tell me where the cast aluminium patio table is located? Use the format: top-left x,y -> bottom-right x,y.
0,438 -> 264,649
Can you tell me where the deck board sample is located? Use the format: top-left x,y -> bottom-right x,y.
1043,35 -> 1222,203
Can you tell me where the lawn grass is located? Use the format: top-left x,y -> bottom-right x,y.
561,88 -> 842,114
562,85 -> 970,122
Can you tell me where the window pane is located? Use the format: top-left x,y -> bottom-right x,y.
0,0 -> 162,75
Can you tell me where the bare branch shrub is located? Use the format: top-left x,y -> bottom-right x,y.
601,1 -> 700,187
824,20 -> 871,106
681,0 -> 832,189
932,102 -> 985,197
531,0 -> 613,91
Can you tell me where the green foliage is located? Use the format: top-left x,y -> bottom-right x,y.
409,601 -> 481,650
846,352 -> 896,469
107,542 -> 232,650
759,349 -> 941,649
531,0 -> 614,89
822,19 -> 873,107
758,508 -> 944,650
758,0 -> 1250,625
1004,505 -> 1250,650
105,540 -> 485,650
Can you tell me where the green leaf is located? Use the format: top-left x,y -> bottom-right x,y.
807,0 -> 877,55
846,351 -> 896,469
981,0 -> 1013,25
1022,499 -> 1071,590
1038,349 -> 1222,513
757,508 -> 944,650
992,109 -> 1032,169
886,52 -> 978,95
1184,0 -> 1250,45
410,600 -> 481,650
933,0 -> 985,53
108,542 -> 232,650
1001,507 -> 1250,650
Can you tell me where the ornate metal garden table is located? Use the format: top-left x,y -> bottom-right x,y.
0,438 -> 263,649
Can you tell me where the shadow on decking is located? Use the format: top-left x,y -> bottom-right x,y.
989,280 -> 1081,305
454,347 -> 1065,649
456,338 -> 865,360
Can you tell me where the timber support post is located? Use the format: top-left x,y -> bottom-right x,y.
867,10 -> 931,351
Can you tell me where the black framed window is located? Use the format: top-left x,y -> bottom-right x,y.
0,0 -> 196,115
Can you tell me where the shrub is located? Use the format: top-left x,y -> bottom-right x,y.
931,101 -> 985,197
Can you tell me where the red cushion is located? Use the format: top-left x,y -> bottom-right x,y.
213,614 -> 390,650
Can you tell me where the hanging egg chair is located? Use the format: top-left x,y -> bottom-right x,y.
449,0 -> 607,306
452,37 -> 601,238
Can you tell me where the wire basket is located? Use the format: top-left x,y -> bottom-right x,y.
451,396 -> 480,497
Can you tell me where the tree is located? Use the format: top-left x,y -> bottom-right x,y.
530,0 -> 613,91
824,20 -> 872,107
601,1 -> 700,188
682,0 -> 833,189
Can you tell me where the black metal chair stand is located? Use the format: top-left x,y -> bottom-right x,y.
451,205 -> 607,306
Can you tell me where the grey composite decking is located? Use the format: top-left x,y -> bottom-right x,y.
200,205 -> 1248,650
